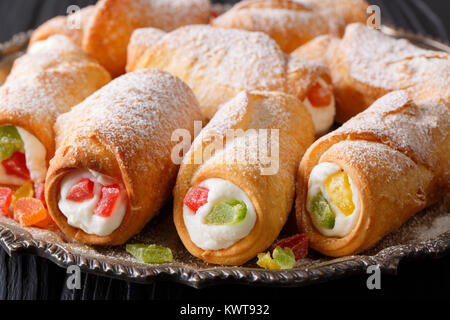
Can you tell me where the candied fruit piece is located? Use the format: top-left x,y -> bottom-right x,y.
12,181 -> 34,207
272,234 -> 309,260
307,81 -> 333,107
14,197 -> 48,227
257,252 -> 281,270
204,199 -> 247,225
2,152 -> 30,180
94,184 -> 121,218
66,178 -> 94,202
324,170 -> 355,216
310,192 -> 335,229
211,9 -> 219,18
184,186 -> 209,213
0,187 -> 13,217
34,182 -> 46,207
272,246 -> 296,269
126,244 -> 173,264
0,125 -> 24,161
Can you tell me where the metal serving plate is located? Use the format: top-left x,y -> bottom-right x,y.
0,20 -> 449,288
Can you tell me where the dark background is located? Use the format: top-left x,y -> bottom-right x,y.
0,0 -> 449,43
0,0 -> 449,301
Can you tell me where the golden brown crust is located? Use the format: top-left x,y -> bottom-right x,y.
293,23 -> 450,123
82,0 -> 211,77
128,25 -> 331,122
295,91 -> 450,257
173,91 -> 315,265
126,28 -> 166,73
46,69 -> 202,245
0,35 -> 111,163
291,34 -> 338,65
29,6 -> 96,47
30,0 -> 211,77
212,0 -> 368,53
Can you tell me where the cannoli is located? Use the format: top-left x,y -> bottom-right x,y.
292,23 -> 450,122
0,35 -> 110,187
30,0 -> 211,77
173,91 -> 315,265
296,91 -> 449,257
29,5 -> 96,47
211,0 -> 368,53
45,69 -> 202,245
127,25 -> 336,135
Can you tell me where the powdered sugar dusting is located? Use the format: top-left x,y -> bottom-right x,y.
161,25 -> 287,91
138,25 -> 327,119
0,35 -> 110,149
57,69 -> 200,175
338,23 -> 450,100
125,0 -> 211,32
333,91 -> 450,170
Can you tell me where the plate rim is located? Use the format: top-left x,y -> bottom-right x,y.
0,26 -> 449,288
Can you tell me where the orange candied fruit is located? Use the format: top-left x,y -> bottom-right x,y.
13,197 -> 50,228
307,81 -> 333,107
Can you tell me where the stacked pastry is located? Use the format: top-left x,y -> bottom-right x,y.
0,35 -> 110,187
292,23 -> 450,122
30,0 -> 211,76
212,0 -> 368,53
296,91 -> 449,257
1,1 -> 447,266
45,69 -> 202,245
173,91 -> 314,265
127,25 -> 336,135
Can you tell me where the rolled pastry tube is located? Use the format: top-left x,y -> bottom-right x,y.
29,5 -> 96,47
0,35 -> 111,186
30,0 -> 211,77
296,91 -> 449,257
45,69 -> 202,245
292,23 -> 450,123
173,91 -> 315,265
212,0 -> 368,53
127,25 -> 336,135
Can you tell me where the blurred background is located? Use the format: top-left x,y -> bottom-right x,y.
0,0 -> 449,43
0,0 -> 448,301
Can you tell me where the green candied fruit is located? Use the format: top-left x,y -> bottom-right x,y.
0,125 -> 23,161
126,244 -> 173,264
272,246 -> 296,269
204,199 -> 247,225
310,192 -> 336,230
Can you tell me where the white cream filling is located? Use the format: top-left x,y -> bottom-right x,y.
183,178 -> 257,250
302,77 -> 336,136
0,126 -> 47,185
58,169 -> 127,237
307,162 -> 360,237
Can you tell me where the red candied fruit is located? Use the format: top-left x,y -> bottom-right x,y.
94,184 -> 121,218
2,152 -> 30,180
272,234 -> 309,261
0,187 -> 13,217
184,186 -> 209,213
66,178 -> 95,202
307,81 -> 333,108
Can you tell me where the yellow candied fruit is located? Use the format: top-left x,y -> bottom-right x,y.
256,252 -> 281,270
12,181 -> 34,207
324,170 -> 354,216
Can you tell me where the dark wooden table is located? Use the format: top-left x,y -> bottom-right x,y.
0,0 -> 449,301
